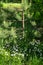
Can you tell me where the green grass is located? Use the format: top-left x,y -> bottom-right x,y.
2,3 -> 22,9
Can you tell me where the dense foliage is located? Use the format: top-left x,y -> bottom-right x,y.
0,0 -> 43,65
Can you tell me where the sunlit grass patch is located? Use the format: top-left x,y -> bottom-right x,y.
2,3 -> 22,9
